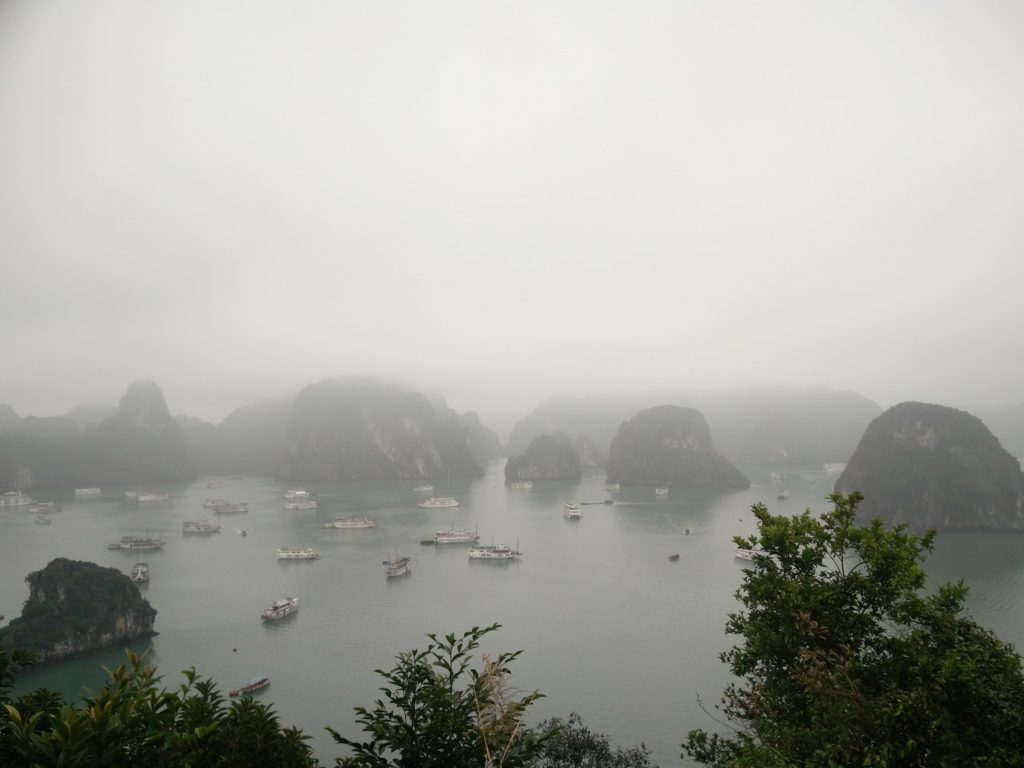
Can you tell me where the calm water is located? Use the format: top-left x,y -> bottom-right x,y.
4,463 -> 1023,766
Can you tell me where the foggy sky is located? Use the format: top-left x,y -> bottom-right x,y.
2,1 -> 1023,436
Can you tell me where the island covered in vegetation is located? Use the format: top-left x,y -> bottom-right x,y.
0,558 -> 157,663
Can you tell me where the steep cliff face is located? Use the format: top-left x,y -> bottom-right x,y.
504,434 -> 582,482
836,402 -> 1024,532
606,405 -> 750,488
280,379 -> 483,481
0,558 -> 157,663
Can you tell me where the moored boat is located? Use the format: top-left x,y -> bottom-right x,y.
214,501 -> 248,514
229,675 -> 270,697
655,487 -> 669,496
606,482 -> 621,491
562,502 -> 581,520
468,543 -> 521,561
276,546 -> 320,560
260,596 -> 298,621
284,488 -> 310,501
508,481 -> 533,489
434,525 -> 479,545
203,498 -> 228,509
74,487 -> 102,497
117,536 -> 165,551
0,491 -> 33,508
385,555 -> 411,578
28,501 -> 62,514
413,484 -> 434,493
134,492 -> 169,503
418,496 -> 459,509
285,499 -> 318,510
323,516 -> 375,529
183,519 -> 221,534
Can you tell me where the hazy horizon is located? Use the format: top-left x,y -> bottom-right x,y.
3,1 -> 1023,438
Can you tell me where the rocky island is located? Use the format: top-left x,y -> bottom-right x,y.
605,405 -> 750,488
504,433 -> 582,482
0,558 -> 157,663
836,401 -> 1024,532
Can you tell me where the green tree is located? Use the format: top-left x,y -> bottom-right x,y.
329,623 -> 549,767
0,651 -> 318,767
683,492 -> 1024,767
536,712 -> 656,767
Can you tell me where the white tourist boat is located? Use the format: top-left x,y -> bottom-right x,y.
418,496 -> 459,509
508,481 -> 533,489
214,501 -> 248,514
0,491 -> 33,508
285,499 -> 318,510
127,492 -> 169,503
204,498 -> 228,509
734,548 -> 758,562
284,488 -> 310,501
385,555 -> 411,578
606,482 -> 621,491
183,519 -> 221,534
130,560 -> 150,583
118,536 -> 165,551
562,502 -> 582,520
276,546 -> 320,560
655,487 -> 669,496
413,484 -> 434,493
260,596 -> 298,621
74,487 -> 102,497
434,525 -> 479,545
468,543 -> 521,561
28,501 -> 62,514
323,516 -> 375,529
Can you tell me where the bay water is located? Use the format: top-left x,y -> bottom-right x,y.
4,462 -> 1023,766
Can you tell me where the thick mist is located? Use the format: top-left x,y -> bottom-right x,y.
2,1 -> 1023,433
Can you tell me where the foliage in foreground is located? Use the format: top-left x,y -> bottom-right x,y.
683,492 -> 1024,767
0,649 -> 317,767
329,623 -> 550,767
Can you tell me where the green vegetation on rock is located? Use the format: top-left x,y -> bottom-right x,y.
837,401 -> 1024,531
606,405 -> 749,488
0,559 -> 157,663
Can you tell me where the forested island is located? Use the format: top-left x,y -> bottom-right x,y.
0,558 -> 157,663
605,405 -> 750,488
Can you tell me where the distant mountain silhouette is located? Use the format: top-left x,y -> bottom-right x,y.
507,387 -> 881,466
505,433 -> 582,482
0,381 -> 194,489
280,379 -> 483,481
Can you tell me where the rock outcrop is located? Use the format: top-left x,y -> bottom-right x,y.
280,379 -> 483,481
504,433 -> 582,482
836,402 -> 1024,532
605,405 -> 749,488
0,558 -> 157,663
